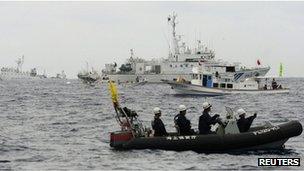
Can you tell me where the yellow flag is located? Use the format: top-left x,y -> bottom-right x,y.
108,81 -> 119,104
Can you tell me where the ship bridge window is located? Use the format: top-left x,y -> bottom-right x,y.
170,64 -> 172,67
225,78 -> 231,82
186,59 -> 196,62
220,83 -> 226,88
227,84 -> 233,88
192,74 -> 199,79
213,83 -> 218,88
226,66 -> 235,72
180,64 -> 183,67
155,65 -> 161,74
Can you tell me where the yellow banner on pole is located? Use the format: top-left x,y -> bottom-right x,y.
108,81 -> 119,105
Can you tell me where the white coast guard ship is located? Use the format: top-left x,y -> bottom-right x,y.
0,56 -> 46,80
102,13 -> 270,84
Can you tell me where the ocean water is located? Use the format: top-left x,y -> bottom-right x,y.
0,78 -> 303,170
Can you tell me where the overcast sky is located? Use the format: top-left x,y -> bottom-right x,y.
0,1 -> 303,78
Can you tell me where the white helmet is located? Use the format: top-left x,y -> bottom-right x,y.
202,102 -> 212,110
237,108 -> 246,116
179,105 -> 187,112
153,107 -> 161,114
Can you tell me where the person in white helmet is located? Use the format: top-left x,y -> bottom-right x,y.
236,108 -> 257,132
151,107 -> 168,136
174,105 -> 194,135
199,102 -> 220,134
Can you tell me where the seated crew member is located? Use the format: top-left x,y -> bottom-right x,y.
236,108 -> 257,132
151,107 -> 168,137
199,102 -> 220,134
272,78 -> 278,89
174,105 -> 194,135
263,84 -> 267,90
135,76 -> 140,83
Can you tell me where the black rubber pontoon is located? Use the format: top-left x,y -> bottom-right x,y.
110,120 -> 302,152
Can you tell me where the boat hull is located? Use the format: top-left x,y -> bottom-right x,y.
165,80 -> 290,96
77,74 -> 100,84
0,73 -> 44,80
110,121 -> 302,152
105,74 -> 192,83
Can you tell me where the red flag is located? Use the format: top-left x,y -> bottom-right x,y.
257,59 -> 261,65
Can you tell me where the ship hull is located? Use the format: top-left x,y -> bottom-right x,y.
0,73 -> 43,80
104,67 -> 270,84
105,74 -> 192,83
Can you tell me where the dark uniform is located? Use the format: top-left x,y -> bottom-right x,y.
272,80 -> 278,89
237,114 -> 257,132
199,110 -> 219,134
151,118 -> 168,136
174,114 -> 192,135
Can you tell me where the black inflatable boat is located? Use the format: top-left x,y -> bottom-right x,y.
110,120 -> 302,152
107,81 -> 302,152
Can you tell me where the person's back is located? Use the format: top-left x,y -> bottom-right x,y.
151,118 -> 168,136
272,79 -> 278,89
199,102 -> 219,134
199,111 -> 213,134
151,107 -> 168,137
263,84 -> 267,90
175,114 -> 191,135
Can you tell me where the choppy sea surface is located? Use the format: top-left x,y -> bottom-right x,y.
0,78 -> 303,170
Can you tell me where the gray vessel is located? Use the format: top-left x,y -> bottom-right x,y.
0,56 -> 46,80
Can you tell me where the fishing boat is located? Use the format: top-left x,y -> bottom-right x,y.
78,71 -> 100,84
77,62 -> 100,84
163,62 -> 289,96
164,80 -> 289,96
107,82 -> 302,152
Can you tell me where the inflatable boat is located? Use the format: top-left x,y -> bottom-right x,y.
107,81 -> 302,152
110,120 -> 302,152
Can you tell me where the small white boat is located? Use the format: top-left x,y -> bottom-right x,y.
163,64 -> 289,96
165,80 -> 289,96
